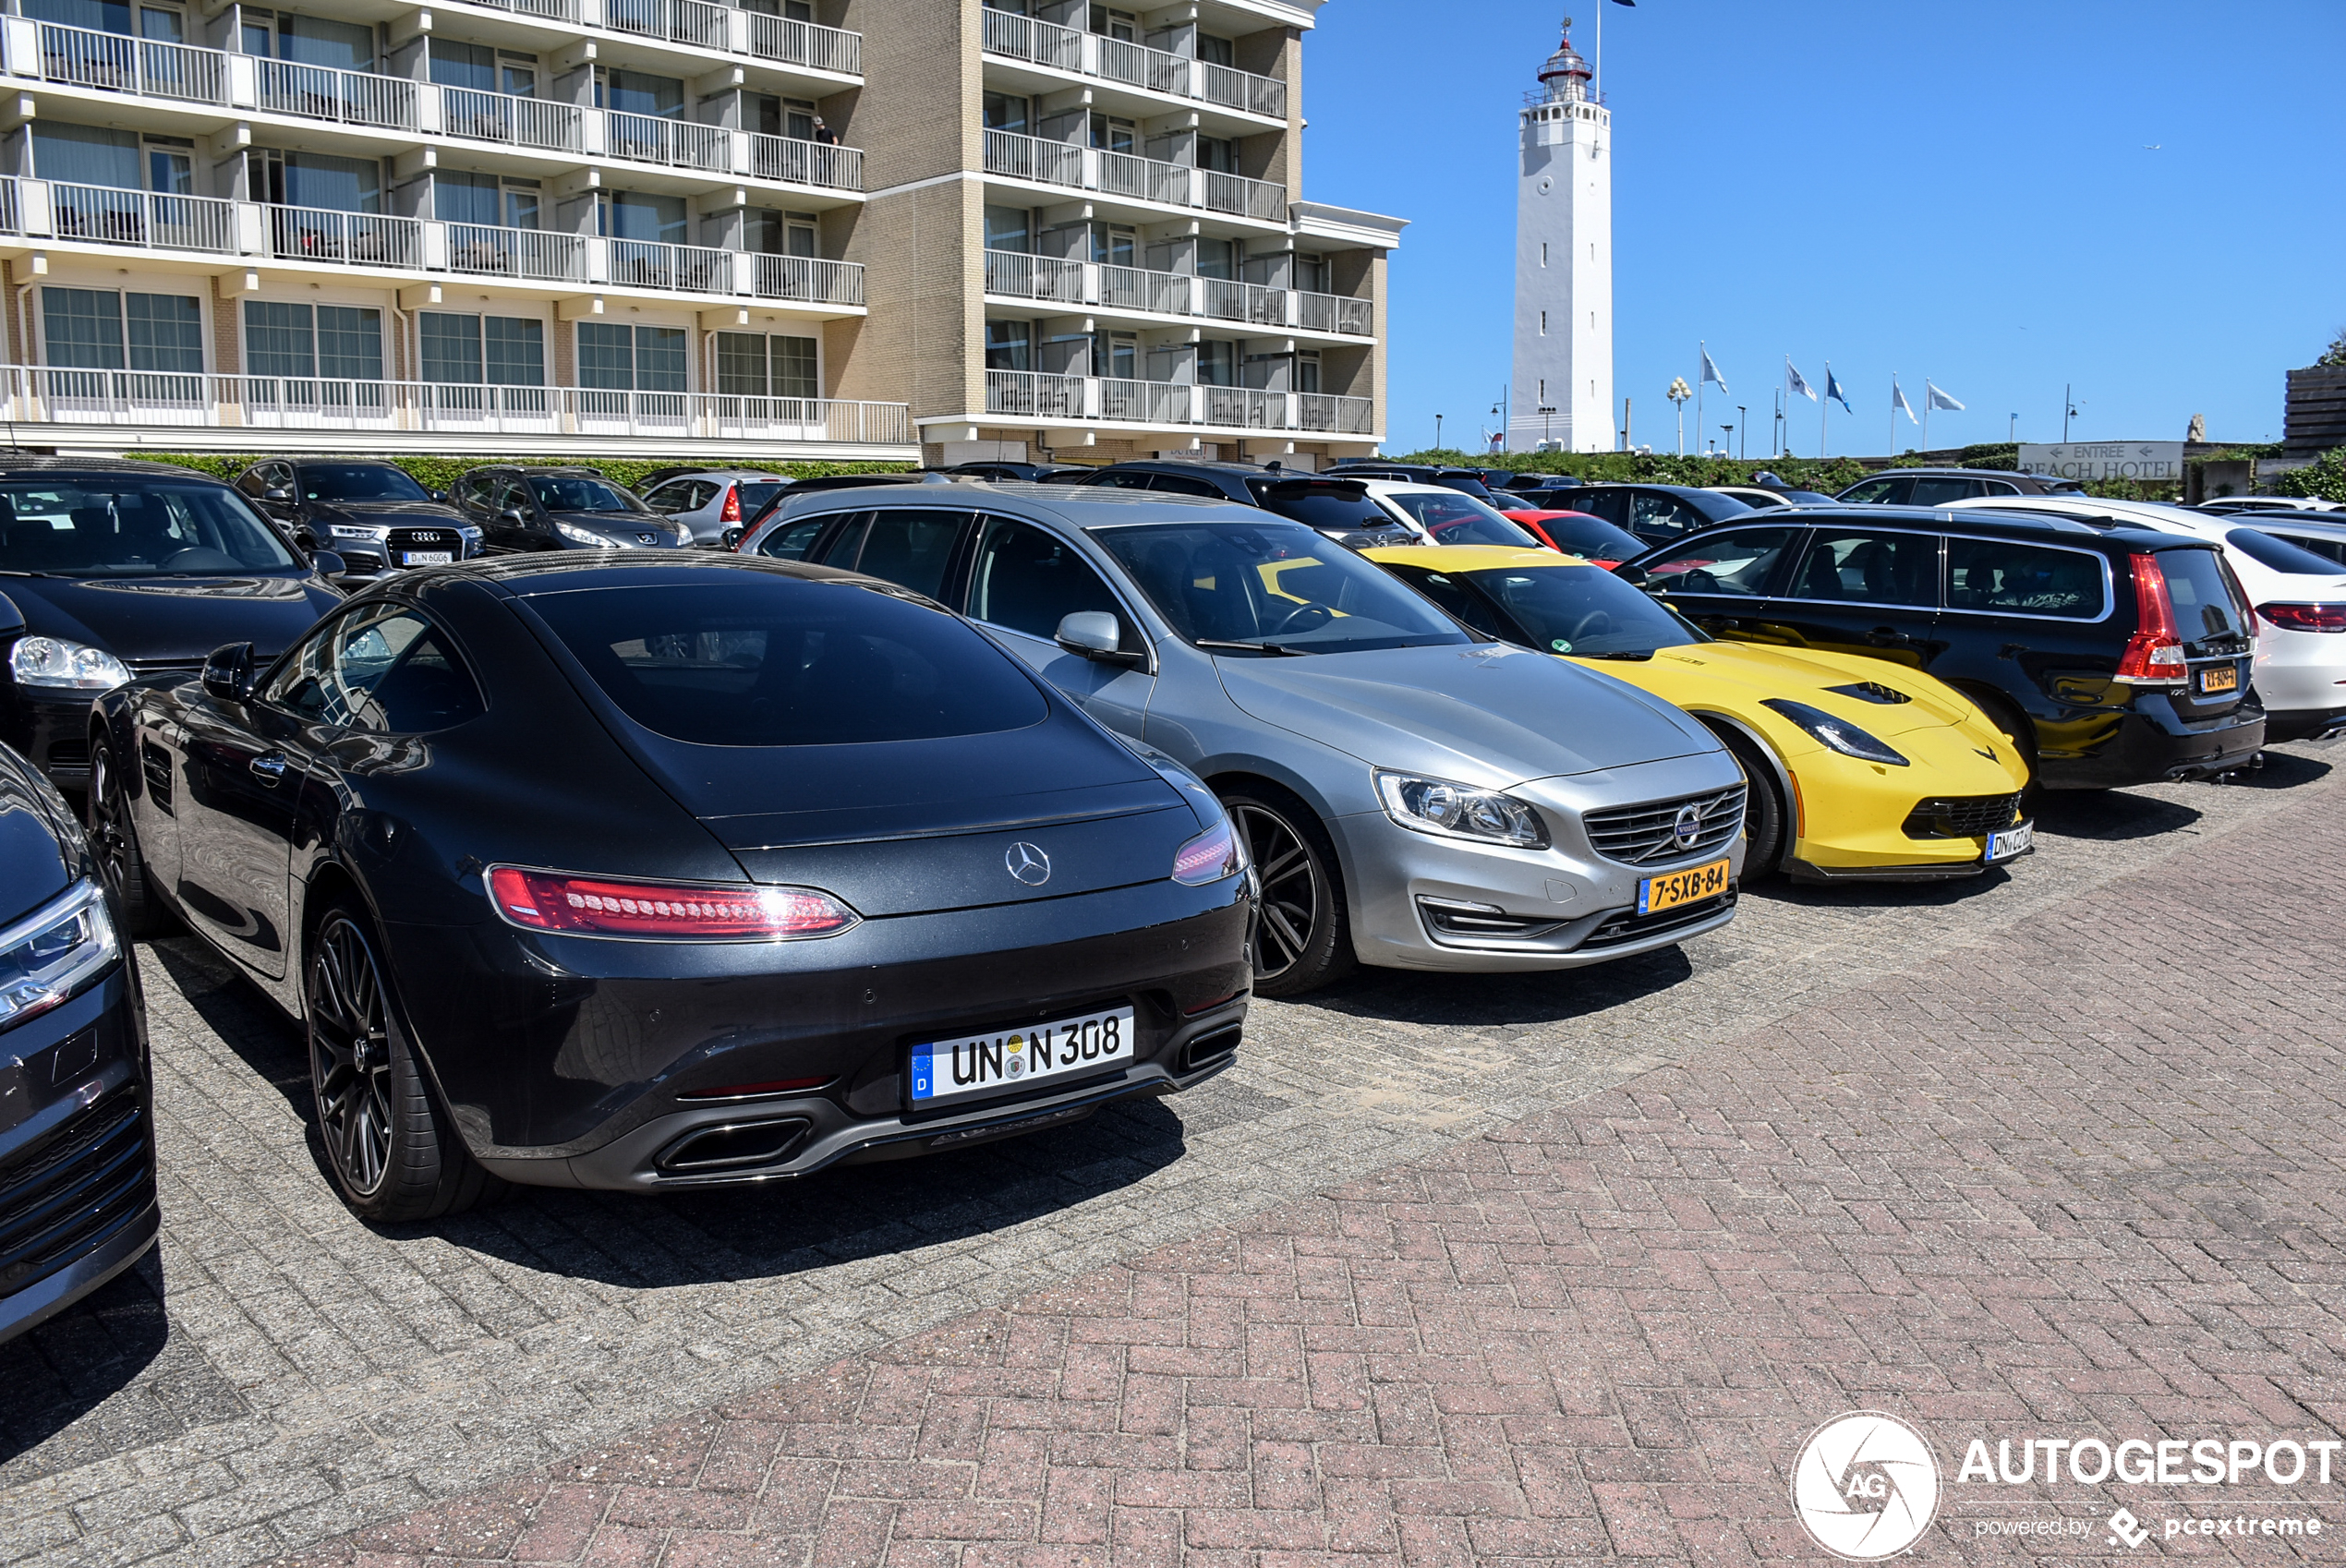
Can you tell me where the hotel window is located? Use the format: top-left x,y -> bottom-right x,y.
30,124 -> 193,192
599,190 -> 686,245
1092,332 -> 1135,380
436,171 -> 539,230
1195,339 -> 1236,387
420,313 -> 544,384
1088,113 -> 1135,153
1195,135 -> 1235,175
23,0 -> 183,38
257,148 -> 381,211
243,301 -> 382,380
429,41 -> 536,95
1296,350 -> 1321,394
241,9 -> 374,71
1195,31 -> 1233,66
1088,6 -> 1136,41
985,205 -> 1032,255
982,92 -> 1029,134
984,320 -> 1031,373
715,332 -> 817,398
1541,242 -> 1548,267
1540,311 -> 1548,335
577,322 -> 686,392
42,288 -> 202,372
1195,235 -> 1236,281
746,208 -> 817,257
595,67 -> 683,117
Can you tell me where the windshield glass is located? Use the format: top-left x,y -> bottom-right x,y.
1094,521 -> 1474,655
1461,563 -> 1706,657
528,476 -> 644,513
2226,526 -> 2346,576
1253,483 -> 1393,534
0,480 -> 302,577
739,483 -> 786,513
1381,491 -> 1542,548
527,578 -> 1048,746
299,464 -> 430,503
2157,548 -> 2253,644
1530,514 -> 1646,560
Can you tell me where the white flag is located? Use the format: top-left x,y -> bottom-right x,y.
1926,380 -> 1965,412
1786,358 -> 1817,403
1700,347 -> 1728,393
1893,378 -> 1917,424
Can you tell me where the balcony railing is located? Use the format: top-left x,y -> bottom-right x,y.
444,222 -> 587,282
985,369 -> 1373,435
604,0 -> 728,50
256,56 -> 417,129
0,176 -> 867,309
744,11 -> 858,74
439,84 -> 584,152
983,130 -> 1284,221
0,22 -> 865,183
984,250 -> 1372,336
0,366 -> 911,445
748,133 -> 862,190
33,21 -> 225,103
980,10 -> 1283,118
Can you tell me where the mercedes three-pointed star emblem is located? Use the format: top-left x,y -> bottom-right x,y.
1005,842 -> 1051,886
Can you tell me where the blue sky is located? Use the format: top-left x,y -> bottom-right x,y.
1299,0 -> 2346,457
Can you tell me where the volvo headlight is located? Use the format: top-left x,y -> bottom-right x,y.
0,878 -> 119,1031
9,635 -> 133,691
1760,698 -> 1910,766
1374,770 -> 1550,848
556,521 -> 617,547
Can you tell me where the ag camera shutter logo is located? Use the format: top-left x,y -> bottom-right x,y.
1791,1411 -> 1941,1560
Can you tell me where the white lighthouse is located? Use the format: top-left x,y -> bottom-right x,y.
1509,20 -> 1613,453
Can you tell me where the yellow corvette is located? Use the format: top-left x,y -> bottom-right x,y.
1363,546 -> 2033,882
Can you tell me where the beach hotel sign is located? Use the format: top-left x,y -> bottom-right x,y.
2018,441 -> 2185,482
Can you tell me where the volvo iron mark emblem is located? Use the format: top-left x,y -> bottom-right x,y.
1672,802 -> 1704,851
1005,842 -> 1051,886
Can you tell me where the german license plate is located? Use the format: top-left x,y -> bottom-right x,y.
1637,857 -> 1731,915
2198,664 -> 2239,694
401,550 -> 453,566
910,1005 -> 1134,1106
1985,821 -> 2034,863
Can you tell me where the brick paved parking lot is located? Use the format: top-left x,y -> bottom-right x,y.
6,746 -> 2345,1566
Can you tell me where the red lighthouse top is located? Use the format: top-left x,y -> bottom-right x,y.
1537,20 -> 1592,98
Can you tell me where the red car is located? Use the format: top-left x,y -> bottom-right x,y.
1499,508 -> 1647,567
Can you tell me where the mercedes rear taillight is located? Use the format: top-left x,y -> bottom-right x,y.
487,866 -> 858,941
2257,602 -> 2346,633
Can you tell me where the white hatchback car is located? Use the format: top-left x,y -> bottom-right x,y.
1353,480 -> 1559,549
1950,495 -> 2346,742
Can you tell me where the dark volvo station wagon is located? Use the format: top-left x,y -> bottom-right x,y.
1619,508 -> 2265,790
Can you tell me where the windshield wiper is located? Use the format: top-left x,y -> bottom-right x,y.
1194,638 -> 1307,657
1576,649 -> 1656,661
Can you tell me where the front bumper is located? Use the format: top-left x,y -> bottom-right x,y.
2,684 -> 102,788
1783,726 -> 2029,879
0,966 -> 159,1345
1337,754 -> 1749,974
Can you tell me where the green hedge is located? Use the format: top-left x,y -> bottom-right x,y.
2273,449 -> 2346,503
139,453 -> 916,491
1383,447 -> 1877,492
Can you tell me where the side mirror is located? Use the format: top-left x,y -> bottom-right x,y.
309,549 -> 347,578
720,525 -> 746,551
428,488 -> 447,502
1055,610 -> 1143,666
263,486 -> 294,504
500,507 -> 528,526
200,642 -> 257,703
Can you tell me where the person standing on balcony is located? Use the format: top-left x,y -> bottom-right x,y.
811,116 -> 839,146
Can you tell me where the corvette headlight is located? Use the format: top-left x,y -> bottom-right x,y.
1760,698 -> 1910,766
0,878 -> 119,1031
556,521 -> 617,547
9,635 -> 133,691
1374,769 -> 1550,848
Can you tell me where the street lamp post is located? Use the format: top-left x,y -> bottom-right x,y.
1737,405 -> 1747,460
1720,424 -> 1733,456
1434,413 -> 1444,451
1666,377 -> 1691,455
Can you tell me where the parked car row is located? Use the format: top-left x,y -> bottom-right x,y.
2,452 -> 2330,1343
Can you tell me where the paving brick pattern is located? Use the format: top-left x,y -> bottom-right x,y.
5,749 -> 2341,1567
236,753 -> 2346,1565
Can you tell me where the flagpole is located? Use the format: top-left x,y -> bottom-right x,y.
1889,373 -> 1895,459
1921,377 -> 1929,455
1696,340 -> 1705,456
1820,365 -> 1828,459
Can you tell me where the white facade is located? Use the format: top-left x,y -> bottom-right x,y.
1508,27 -> 1611,453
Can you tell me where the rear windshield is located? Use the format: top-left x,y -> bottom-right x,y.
527,578 -> 1048,746
2158,548 -> 2252,642
1253,484 -> 1393,533
299,464 -> 430,503
738,483 -> 787,513
2226,526 -> 2346,576
0,480 -> 301,576
1534,514 -> 1646,561
1379,491 -> 1541,548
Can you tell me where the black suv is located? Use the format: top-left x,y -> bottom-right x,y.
236,459 -> 481,578
448,466 -> 686,554
1562,484 -> 1756,547
1617,507 -> 2265,789
1837,467 -> 2084,505
1067,462 -> 1415,544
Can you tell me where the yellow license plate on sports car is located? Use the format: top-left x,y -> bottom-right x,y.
1638,858 -> 1731,915
2198,664 -> 2239,694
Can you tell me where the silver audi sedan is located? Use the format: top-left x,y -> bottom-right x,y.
738,480 -> 1748,996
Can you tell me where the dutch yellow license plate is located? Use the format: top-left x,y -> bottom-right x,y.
1638,858 -> 1731,915
2198,665 -> 2239,694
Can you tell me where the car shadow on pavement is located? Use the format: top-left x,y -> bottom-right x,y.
1296,942 -> 1696,1031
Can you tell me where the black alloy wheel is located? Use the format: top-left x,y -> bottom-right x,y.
87,740 -> 164,936
307,902 -> 501,1222
1222,788 -> 1353,998
1706,725 -> 1786,878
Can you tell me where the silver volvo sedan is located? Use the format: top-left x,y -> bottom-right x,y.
739,482 -> 1748,996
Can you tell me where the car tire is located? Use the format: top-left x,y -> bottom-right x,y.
1706,724 -> 1787,878
307,900 -> 503,1223
1220,786 -> 1355,998
86,739 -> 167,938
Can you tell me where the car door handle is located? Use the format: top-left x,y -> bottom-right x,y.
1866,627 -> 1917,646
249,753 -> 288,784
